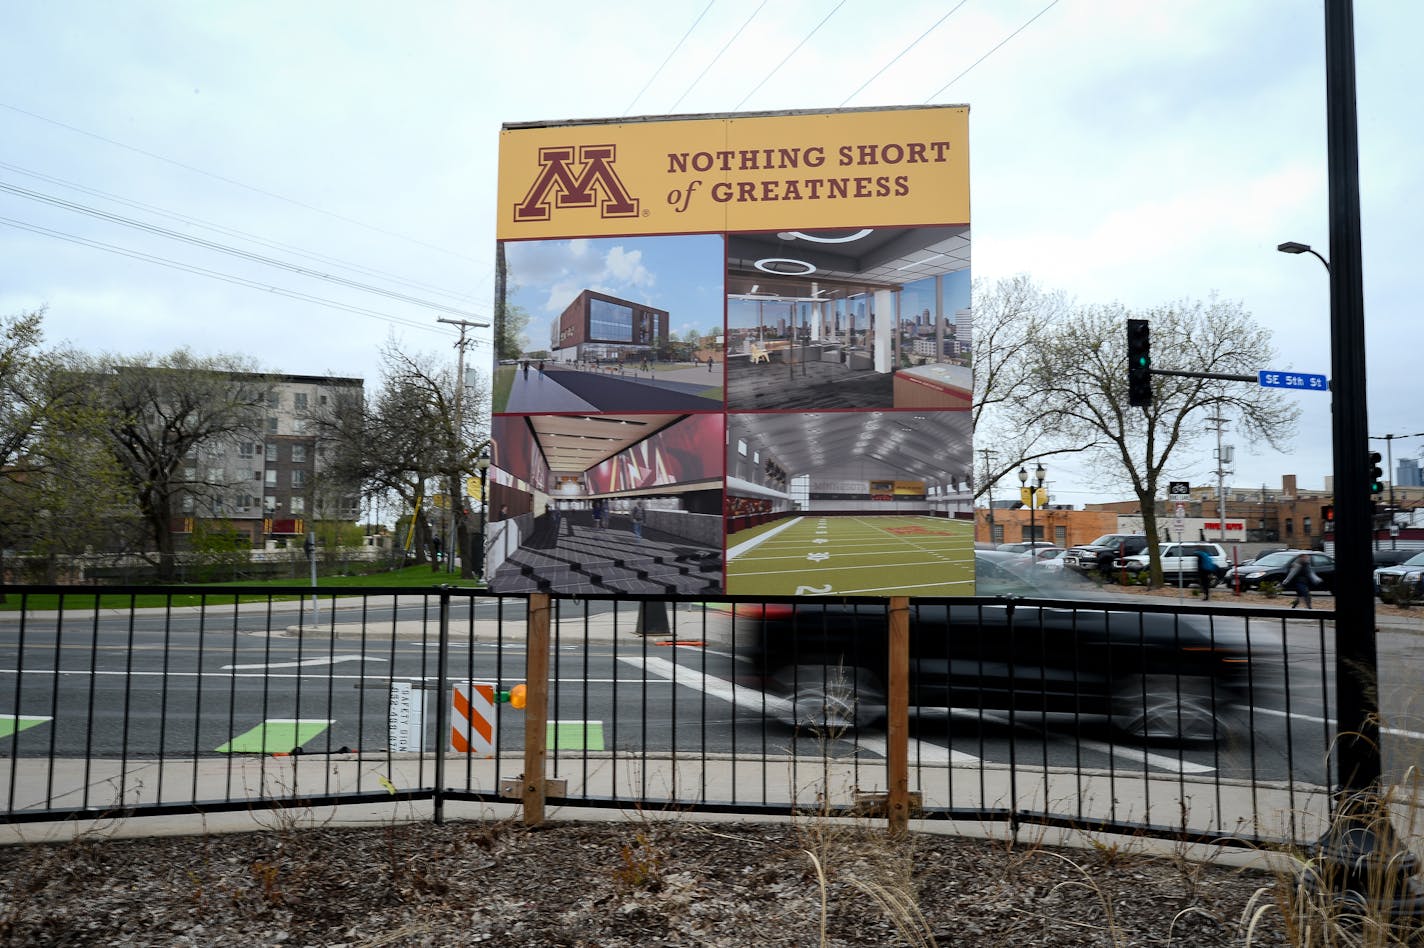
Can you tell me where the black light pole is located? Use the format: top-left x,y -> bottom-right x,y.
1019,463 -> 1046,544
475,446 -> 491,581
1301,0 -> 1423,917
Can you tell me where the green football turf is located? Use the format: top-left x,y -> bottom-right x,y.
725,515 -> 975,596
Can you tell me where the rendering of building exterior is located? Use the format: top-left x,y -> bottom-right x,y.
549,289 -> 669,363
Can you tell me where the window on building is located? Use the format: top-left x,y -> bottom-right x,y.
238,442 -> 255,458
289,496 -> 305,514
1304,516 -> 1313,537
292,419 -> 307,434
267,392 -> 279,408
208,467 -> 223,483
589,297 -> 634,342
292,470 -> 307,487
183,466 -> 196,482
264,495 -> 276,512
1285,519 -> 1294,538
265,442 -> 277,461
253,470 -> 262,481
181,496 -> 195,512
265,470 -> 276,486
990,523 -> 1005,544
319,394 -> 328,406
293,392 -> 308,410
266,417 -> 278,433
291,444 -> 306,463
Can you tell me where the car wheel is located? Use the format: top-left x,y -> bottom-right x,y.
1111,674 -> 1222,744
772,664 -> 885,731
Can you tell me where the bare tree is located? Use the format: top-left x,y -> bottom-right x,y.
314,339 -> 488,577
970,276 -> 1085,495
1013,296 -> 1298,584
90,350 -> 267,580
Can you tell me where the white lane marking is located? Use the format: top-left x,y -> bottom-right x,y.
949,709 -> 1217,775
1244,705 -> 1424,742
221,654 -> 388,670
621,655 -> 981,765
726,516 -> 803,561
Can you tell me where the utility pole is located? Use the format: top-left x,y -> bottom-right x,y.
1207,413 -> 1232,544
978,447 -> 996,544
438,317 -> 490,578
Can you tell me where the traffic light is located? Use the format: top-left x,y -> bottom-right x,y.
1127,319 -> 1151,406
1369,451 -> 1384,495
1321,504 -> 1334,529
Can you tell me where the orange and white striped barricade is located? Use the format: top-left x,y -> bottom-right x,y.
450,680 -> 497,757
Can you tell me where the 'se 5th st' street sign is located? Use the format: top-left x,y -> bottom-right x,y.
1258,370 -> 1328,392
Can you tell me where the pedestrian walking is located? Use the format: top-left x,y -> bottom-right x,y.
631,499 -> 645,539
1192,546 -> 1216,601
521,359 -> 529,379
537,359 -> 545,374
1283,553 -> 1319,609
707,355 -> 714,372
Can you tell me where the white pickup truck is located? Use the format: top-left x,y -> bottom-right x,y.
1113,542 -> 1228,587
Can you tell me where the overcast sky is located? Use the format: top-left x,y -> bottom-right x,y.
1,1 -> 1418,507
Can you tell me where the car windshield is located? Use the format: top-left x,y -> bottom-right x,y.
1405,552 -> 1424,567
1252,552 -> 1298,568
1088,535 -> 1132,547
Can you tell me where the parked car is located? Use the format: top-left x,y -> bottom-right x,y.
1372,549 -> 1420,569
1374,550 -> 1424,601
1225,549 -> 1335,592
739,565 -> 1249,744
996,541 -> 1060,554
1008,546 -> 1065,567
1061,534 -> 1151,577
1113,543 -> 1228,587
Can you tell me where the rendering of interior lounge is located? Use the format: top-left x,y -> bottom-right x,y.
725,226 -> 972,411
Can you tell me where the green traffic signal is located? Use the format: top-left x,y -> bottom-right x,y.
1369,451 -> 1384,495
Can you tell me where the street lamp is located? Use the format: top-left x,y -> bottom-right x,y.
1018,462 -> 1047,546
1276,241 -> 1331,272
475,446 -> 491,581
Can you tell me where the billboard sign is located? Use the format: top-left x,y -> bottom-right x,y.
491,106 -> 972,598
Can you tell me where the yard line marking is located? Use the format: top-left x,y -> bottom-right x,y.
221,654 -> 387,670
1243,705 -> 1424,742
726,516 -> 803,560
621,655 -> 981,765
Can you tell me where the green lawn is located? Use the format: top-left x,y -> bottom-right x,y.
0,564 -> 486,612
491,365 -> 515,412
725,514 -> 975,596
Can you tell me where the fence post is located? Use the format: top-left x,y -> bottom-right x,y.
433,586 -> 451,824
887,596 -> 910,836
522,592 -> 552,825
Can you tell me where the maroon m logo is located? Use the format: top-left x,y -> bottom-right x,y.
513,144 -> 640,223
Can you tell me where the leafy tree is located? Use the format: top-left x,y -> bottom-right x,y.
1011,296 -> 1298,585
88,350 -> 268,580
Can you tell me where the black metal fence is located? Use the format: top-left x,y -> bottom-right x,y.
0,585 -> 1360,847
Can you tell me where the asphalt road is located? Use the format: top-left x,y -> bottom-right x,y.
7,605 -> 1418,793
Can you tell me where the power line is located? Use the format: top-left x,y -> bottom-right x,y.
925,0 -> 1063,101
668,0 -> 769,113
625,1 -> 716,116
0,159 -> 481,306
736,0 -> 847,111
840,1 -> 970,107
0,215 -> 478,339
0,179 -> 490,321
0,100 -> 486,266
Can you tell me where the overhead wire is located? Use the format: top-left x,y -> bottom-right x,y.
625,1 -> 716,116
0,100 -> 487,267
734,0 -> 848,111
0,215 -> 468,340
839,1 -> 970,107
925,0 -> 1063,100
668,0 -> 769,113
0,179 -> 490,321
0,159 -> 481,305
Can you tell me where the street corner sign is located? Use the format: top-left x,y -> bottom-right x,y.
1258,370 -> 1328,392
496,105 -> 970,240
